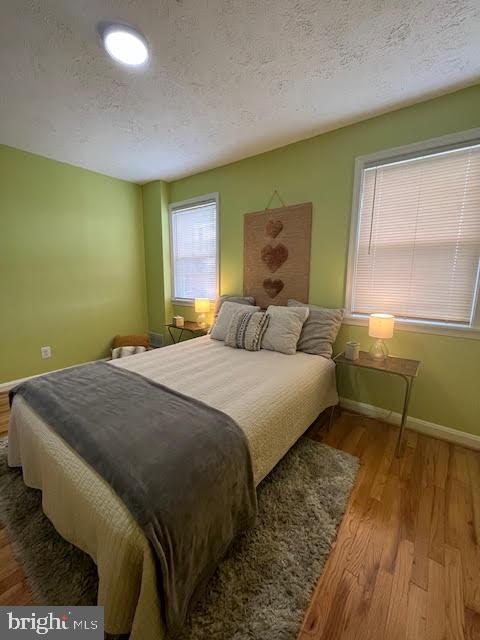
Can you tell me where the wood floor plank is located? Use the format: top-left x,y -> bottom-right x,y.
449,445 -> 471,486
0,568 -> 27,597
406,582 -> 427,640
0,560 -> 23,586
345,497 -> 383,579
370,426 -> 397,501
0,579 -> 33,606
317,569 -> 363,640
0,392 -> 9,434
399,439 -> 416,484
320,413 -> 353,450
411,485 -> 434,589
466,449 -> 480,546
445,545 -> 465,640
402,444 -> 423,543
0,544 -> 16,569
384,539 -> 414,640
0,528 -> 11,549
421,435 -> 436,488
405,429 -> 418,449
379,473 -> 404,573
433,439 -> 450,490
426,559 -> 446,640
337,423 -> 365,457
349,428 -> 390,517
428,486 -> 446,566
355,569 -> 394,640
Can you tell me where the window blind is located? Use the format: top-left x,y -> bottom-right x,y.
350,144 -> 480,325
171,198 -> 218,301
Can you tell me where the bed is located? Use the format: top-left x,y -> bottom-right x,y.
8,335 -> 337,639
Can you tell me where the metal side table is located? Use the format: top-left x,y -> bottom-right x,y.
165,321 -> 207,344
334,351 -> 420,456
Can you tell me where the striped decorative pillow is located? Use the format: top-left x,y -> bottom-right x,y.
225,310 -> 270,351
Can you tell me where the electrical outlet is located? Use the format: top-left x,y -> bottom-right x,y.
41,346 -> 52,359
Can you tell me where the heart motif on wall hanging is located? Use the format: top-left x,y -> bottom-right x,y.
263,278 -> 284,298
266,220 -> 283,238
261,243 -> 288,273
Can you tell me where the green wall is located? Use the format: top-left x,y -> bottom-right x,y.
0,145 -> 148,382
158,85 -> 480,436
142,180 -> 172,335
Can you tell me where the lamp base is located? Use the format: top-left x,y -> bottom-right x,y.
197,313 -> 207,329
369,339 -> 389,361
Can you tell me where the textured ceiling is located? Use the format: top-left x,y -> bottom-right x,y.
0,0 -> 479,183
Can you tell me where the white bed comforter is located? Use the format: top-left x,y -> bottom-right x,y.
8,336 -> 337,639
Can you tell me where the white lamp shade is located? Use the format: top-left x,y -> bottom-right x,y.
194,298 -> 210,313
368,313 -> 394,339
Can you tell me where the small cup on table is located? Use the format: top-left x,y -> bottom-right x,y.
345,341 -> 360,361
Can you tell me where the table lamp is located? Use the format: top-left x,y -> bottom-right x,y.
194,298 -> 210,329
368,313 -> 394,360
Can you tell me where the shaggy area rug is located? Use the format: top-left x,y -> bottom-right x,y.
0,437 -> 358,640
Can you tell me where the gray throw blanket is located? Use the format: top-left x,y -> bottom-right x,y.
10,362 -> 257,635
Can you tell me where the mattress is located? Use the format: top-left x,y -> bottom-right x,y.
8,336 -> 337,639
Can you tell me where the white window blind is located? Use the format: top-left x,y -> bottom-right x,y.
350,143 -> 480,326
170,197 -> 218,301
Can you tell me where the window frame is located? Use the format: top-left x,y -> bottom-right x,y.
345,128 -> 480,340
169,192 -> 220,306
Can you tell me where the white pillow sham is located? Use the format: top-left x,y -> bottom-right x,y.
262,305 -> 310,355
210,300 -> 261,341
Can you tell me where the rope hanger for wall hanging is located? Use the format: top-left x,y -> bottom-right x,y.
264,189 -> 286,210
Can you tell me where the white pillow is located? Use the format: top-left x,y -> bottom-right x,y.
262,305 -> 310,355
210,301 -> 261,341
111,346 -> 147,359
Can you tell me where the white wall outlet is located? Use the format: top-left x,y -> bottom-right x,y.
41,346 -> 52,359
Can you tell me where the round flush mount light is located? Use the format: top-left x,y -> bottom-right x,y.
101,24 -> 149,66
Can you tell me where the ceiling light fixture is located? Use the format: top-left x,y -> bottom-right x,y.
101,24 -> 149,66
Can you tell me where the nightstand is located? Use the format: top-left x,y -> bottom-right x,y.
165,321 -> 207,344
334,351 -> 420,456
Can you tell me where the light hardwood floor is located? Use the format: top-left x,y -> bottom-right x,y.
300,410 -> 480,640
0,392 -> 479,638
0,392 -> 9,435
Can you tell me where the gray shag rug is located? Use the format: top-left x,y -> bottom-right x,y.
0,437 -> 358,640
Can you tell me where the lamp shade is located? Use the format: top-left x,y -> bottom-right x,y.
368,313 -> 394,339
194,298 -> 210,313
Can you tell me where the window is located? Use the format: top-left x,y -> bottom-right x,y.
346,136 -> 480,329
170,194 -> 219,302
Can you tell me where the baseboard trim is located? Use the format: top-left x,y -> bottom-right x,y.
0,358 -> 110,393
339,397 -> 480,450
